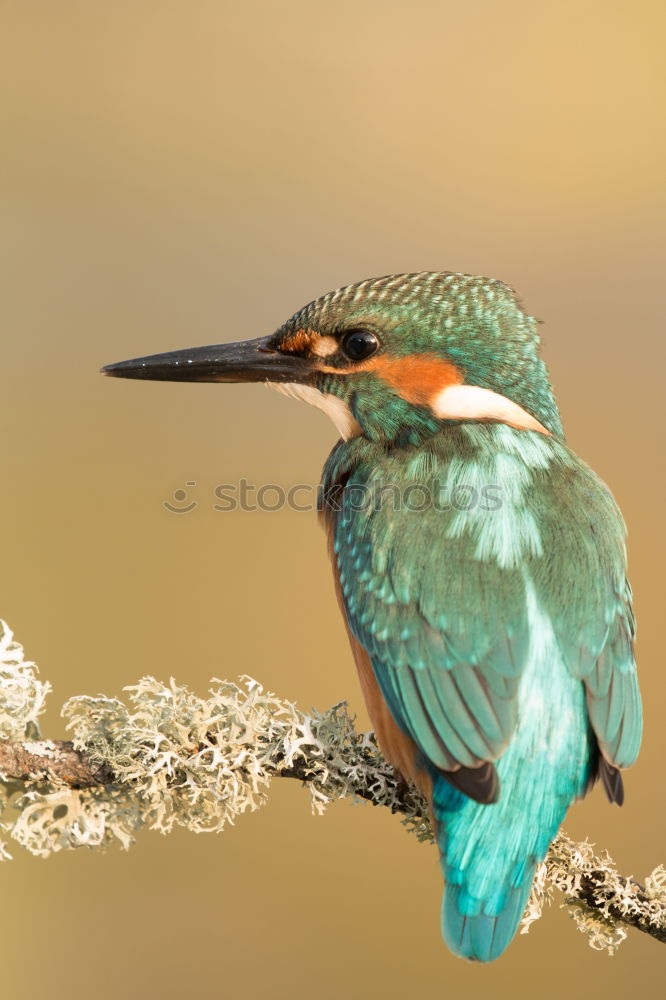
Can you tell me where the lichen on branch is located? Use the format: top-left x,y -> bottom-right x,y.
0,619 -> 663,952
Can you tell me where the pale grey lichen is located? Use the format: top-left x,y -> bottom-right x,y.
566,900 -> 629,954
0,620 -> 50,741
58,678 -> 430,846
520,860 -> 553,936
0,656 -> 428,859
520,832 -> 666,953
0,620 -> 52,858
0,620 -> 664,953
11,785 -> 141,857
63,676 -> 294,838
644,865 -> 666,901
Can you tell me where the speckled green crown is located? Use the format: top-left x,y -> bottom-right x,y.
280,272 -> 564,438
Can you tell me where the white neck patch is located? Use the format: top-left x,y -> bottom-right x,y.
267,382 -> 362,440
432,384 -> 550,435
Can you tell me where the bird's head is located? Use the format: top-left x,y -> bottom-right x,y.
103,272 -> 563,443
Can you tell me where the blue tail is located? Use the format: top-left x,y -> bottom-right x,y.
442,876 -> 536,963
433,773 -> 542,962
431,650 -> 595,962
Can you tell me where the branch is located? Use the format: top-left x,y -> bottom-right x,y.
0,732 -> 664,949
0,619 -> 664,954
0,739 -> 113,788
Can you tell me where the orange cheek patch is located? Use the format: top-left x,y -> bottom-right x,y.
363,353 -> 463,406
279,327 -> 319,353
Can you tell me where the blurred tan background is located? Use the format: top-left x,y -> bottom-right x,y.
1,1 -> 664,996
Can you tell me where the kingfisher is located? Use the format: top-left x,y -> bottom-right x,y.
103,272 -> 642,962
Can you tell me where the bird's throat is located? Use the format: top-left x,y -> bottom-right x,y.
267,382 -> 362,439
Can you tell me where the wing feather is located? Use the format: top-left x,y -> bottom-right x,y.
321,427 -> 642,803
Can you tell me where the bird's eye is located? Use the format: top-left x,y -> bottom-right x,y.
340,329 -> 379,362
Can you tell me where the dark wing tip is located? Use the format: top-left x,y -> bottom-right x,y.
442,761 -> 500,804
599,758 -> 625,806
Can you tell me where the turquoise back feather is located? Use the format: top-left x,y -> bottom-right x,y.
322,423 -> 641,961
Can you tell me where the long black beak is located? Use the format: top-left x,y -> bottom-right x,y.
101,335 -> 314,384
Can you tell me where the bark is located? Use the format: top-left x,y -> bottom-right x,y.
0,736 -> 663,946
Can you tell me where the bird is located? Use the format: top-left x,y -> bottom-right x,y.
103,271 -> 642,962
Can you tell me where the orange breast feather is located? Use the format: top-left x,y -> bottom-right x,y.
322,512 -> 432,799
